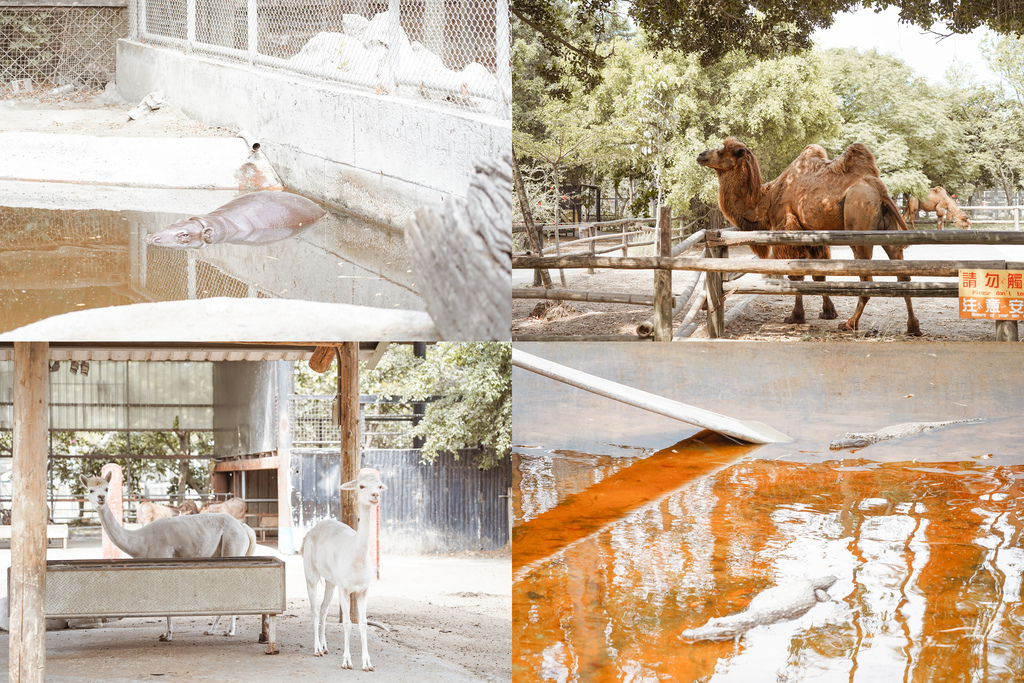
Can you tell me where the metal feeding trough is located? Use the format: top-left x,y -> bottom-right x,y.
10,556 -> 286,653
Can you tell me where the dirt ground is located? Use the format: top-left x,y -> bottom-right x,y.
513,245 -> 1019,342
0,541 -> 511,682
0,85 -> 231,137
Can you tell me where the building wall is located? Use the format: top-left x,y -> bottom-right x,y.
115,40 -> 512,230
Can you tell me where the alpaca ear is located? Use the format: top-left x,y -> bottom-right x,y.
379,483 -> 388,491
104,471 -> 113,483
79,474 -> 87,486
341,479 -> 357,491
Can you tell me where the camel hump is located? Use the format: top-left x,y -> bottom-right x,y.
829,143 -> 880,178
799,144 -> 828,160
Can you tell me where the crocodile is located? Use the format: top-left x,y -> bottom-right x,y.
829,419 -> 983,450
680,576 -> 837,642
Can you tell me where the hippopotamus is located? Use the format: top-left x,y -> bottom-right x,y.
145,191 -> 326,248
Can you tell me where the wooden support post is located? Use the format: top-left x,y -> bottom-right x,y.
337,343 -> 360,622
705,229 -> 727,339
996,320 -> 1019,341
11,342 -> 49,683
652,206 -> 673,341
587,226 -> 596,275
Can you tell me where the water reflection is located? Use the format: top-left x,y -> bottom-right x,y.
514,449 -> 1024,682
0,199 -> 422,333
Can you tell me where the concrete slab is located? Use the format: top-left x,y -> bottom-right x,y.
0,180 -> 240,214
0,298 -> 439,342
0,132 -> 280,191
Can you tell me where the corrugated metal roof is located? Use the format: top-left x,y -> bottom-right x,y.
0,343 -> 386,362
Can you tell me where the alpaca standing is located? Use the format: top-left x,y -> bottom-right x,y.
303,468 -> 387,671
81,472 -> 257,641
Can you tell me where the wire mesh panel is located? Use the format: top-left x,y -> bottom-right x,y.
134,0 -> 510,117
0,360 -> 213,431
288,395 -> 340,448
140,248 -> 270,301
0,5 -> 127,87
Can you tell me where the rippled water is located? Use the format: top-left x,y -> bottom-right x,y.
514,440 -> 1024,682
0,200 -> 420,333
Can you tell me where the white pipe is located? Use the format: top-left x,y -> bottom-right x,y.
511,350 -> 791,444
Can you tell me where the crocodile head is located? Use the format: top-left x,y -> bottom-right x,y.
829,433 -> 870,450
812,575 -> 838,601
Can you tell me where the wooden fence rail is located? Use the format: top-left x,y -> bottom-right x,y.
513,225 -> 1024,341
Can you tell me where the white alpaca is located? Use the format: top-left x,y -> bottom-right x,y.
303,468 -> 387,671
81,472 -> 257,641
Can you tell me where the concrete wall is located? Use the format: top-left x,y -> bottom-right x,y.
116,40 -> 511,230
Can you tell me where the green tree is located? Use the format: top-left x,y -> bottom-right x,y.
362,343 -> 511,469
514,0 -> 1024,82
822,47 -> 968,196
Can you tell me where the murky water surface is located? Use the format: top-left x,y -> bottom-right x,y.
0,200 -> 421,333
514,437 -> 1024,682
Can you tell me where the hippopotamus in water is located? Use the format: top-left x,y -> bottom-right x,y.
145,191 -> 326,248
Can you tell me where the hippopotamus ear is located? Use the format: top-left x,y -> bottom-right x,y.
202,227 -> 215,244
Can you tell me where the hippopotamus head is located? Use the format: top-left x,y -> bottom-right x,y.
145,218 -> 213,249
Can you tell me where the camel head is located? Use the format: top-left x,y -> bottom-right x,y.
80,471 -> 113,509
342,468 -> 387,507
952,211 -> 972,229
697,137 -> 764,199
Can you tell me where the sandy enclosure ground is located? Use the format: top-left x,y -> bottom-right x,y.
514,245 -> 1022,342
0,540 -> 511,683
1,86 -> 231,137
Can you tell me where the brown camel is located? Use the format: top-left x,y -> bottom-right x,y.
903,187 -> 971,230
697,137 -> 921,336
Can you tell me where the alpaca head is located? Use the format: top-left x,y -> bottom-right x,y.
80,471 -> 113,508
341,468 -> 387,507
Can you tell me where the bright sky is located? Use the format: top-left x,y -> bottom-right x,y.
813,6 -> 997,86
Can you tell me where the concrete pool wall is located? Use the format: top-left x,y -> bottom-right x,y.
116,40 -> 512,230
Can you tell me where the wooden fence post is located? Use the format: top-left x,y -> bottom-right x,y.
996,321 -> 1019,341
11,342 -> 49,683
653,206 -> 673,341
586,226 -> 596,275
705,209 -> 728,338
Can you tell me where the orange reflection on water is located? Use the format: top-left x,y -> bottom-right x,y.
513,457 -> 1024,682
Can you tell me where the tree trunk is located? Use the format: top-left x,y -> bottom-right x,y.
511,145 -> 551,288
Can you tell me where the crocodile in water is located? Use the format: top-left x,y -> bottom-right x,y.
680,575 -> 837,642
829,419 -> 983,450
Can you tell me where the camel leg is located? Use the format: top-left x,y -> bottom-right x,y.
784,275 -> 806,324
840,245 -> 874,332
882,244 -> 921,336
936,208 -> 945,230
815,275 -> 838,319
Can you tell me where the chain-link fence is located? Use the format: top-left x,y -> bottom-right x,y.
0,5 -> 127,88
133,0 -> 510,117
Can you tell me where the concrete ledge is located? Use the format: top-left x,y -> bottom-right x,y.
116,39 -> 512,229
0,132 -> 280,190
0,297 -> 440,341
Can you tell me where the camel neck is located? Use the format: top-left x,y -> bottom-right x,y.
97,501 -> 142,557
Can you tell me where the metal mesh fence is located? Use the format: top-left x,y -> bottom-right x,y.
0,5 -> 127,88
141,248 -> 273,300
133,0 -> 510,118
287,394 -> 417,450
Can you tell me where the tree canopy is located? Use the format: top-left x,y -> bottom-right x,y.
514,0 -> 1024,78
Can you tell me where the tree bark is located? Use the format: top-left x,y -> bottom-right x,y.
511,146 -> 551,288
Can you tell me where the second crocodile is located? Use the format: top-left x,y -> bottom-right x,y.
680,575 -> 837,642
829,419 -> 983,450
